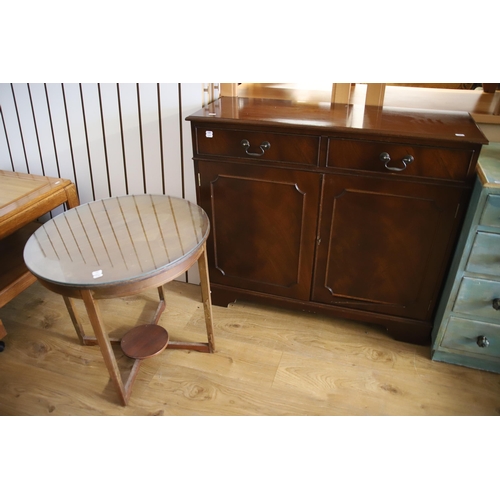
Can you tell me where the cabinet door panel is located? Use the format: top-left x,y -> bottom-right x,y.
312,175 -> 467,320
198,161 -> 321,300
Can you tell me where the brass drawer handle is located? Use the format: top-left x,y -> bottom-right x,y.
379,152 -> 414,172
241,139 -> 271,157
477,336 -> 490,348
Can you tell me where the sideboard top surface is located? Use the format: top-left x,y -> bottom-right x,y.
187,97 -> 488,146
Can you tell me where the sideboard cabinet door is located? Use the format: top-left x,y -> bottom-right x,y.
312,174 -> 469,320
197,161 -> 322,301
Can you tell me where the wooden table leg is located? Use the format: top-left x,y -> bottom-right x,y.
151,286 -> 166,324
63,295 -> 122,347
63,296 -> 86,344
198,243 -> 215,353
64,184 -> 80,209
60,245 -> 214,404
80,289 -> 128,405
0,319 -> 7,341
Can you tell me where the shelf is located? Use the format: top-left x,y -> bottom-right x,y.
0,222 -> 40,311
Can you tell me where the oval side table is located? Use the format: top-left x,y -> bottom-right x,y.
24,194 -> 215,405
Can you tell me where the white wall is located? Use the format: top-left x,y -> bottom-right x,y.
0,82 -> 205,283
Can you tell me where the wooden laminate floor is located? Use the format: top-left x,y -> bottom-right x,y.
1,280 -> 499,416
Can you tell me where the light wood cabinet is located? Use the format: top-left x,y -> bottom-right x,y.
187,97 -> 487,345
0,170 -> 79,346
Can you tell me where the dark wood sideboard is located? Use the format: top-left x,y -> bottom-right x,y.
187,97 -> 488,345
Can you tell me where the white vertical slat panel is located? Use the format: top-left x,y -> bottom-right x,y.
44,83 -> 78,217
138,83 -> 163,195
29,84 -> 65,222
28,83 -> 60,180
118,83 -> 145,195
0,83 -> 27,172
180,83 -> 204,205
11,83 -> 44,176
62,83 -> 94,204
159,83 -> 183,198
180,83 -> 205,284
80,83 -> 111,201
0,105 -> 13,171
44,84 -> 77,184
99,83 -> 127,197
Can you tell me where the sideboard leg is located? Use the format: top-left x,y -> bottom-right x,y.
385,322 -> 432,346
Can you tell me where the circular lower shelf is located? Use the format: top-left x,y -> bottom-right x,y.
120,324 -> 169,360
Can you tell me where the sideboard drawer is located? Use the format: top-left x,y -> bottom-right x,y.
326,138 -> 473,180
440,316 -> 500,358
479,194 -> 500,228
466,231 -> 500,275
194,127 -> 320,167
454,277 -> 500,321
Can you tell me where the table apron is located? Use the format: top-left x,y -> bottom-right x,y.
34,245 -> 204,300
0,183 -> 76,240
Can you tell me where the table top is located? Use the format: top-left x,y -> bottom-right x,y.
0,169 -> 73,221
24,195 -> 209,288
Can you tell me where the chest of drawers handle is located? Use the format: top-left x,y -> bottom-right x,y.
477,335 -> 490,348
241,139 -> 271,157
379,152 -> 414,172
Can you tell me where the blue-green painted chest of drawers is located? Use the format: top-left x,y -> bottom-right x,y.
432,143 -> 500,373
